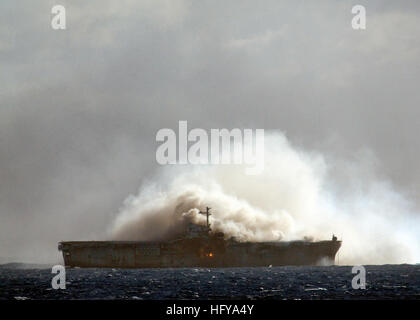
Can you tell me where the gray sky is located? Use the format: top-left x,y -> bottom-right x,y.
0,0 -> 419,262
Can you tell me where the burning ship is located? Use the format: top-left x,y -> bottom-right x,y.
58,207 -> 342,268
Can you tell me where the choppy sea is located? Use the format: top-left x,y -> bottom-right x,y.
0,264 -> 419,300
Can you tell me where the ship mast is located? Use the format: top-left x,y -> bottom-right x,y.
199,206 -> 212,231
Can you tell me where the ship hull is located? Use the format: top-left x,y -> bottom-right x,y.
59,239 -> 342,268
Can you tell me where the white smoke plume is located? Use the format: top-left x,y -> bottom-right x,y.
110,132 -> 420,265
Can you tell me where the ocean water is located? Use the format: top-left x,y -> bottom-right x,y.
0,264 -> 419,300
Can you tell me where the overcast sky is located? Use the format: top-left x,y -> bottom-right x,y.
1,0 -> 419,262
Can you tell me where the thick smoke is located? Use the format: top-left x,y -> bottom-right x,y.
110,132 -> 420,265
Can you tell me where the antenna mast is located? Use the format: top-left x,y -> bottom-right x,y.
199,207 -> 212,230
